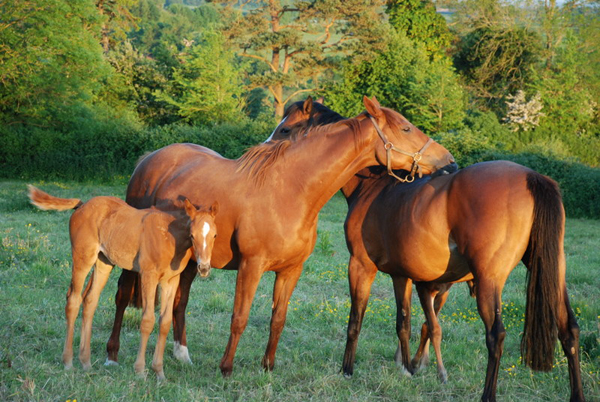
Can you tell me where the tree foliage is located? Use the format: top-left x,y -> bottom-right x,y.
208,0 -> 388,116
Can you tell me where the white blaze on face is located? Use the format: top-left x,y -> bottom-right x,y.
202,221 -> 210,252
264,116 -> 287,143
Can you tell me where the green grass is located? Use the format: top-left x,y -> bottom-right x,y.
0,179 -> 598,401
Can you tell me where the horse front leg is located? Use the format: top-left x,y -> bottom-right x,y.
219,259 -> 263,377
171,261 -> 196,364
391,276 -> 413,376
262,265 -> 303,371
342,256 -> 378,378
152,275 -> 180,382
106,270 -> 138,366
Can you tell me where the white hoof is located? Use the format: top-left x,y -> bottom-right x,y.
173,342 -> 193,365
104,358 -> 119,367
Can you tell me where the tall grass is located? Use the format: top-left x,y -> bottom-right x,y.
0,180 -> 598,401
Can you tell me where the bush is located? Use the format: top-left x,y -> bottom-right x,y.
0,117 -> 274,181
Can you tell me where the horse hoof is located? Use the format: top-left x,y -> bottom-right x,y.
173,342 -> 193,365
64,362 -> 73,370
104,358 -> 119,367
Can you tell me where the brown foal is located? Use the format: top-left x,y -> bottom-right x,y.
28,185 -> 218,381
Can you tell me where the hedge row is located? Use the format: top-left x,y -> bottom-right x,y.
1,122 -> 599,218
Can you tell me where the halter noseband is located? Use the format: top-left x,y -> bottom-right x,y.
368,114 -> 434,183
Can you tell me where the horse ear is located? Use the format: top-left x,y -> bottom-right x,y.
363,95 -> 383,119
315,97 -> 324,104
210,201 -> 219,217
184,198 -> 196,218
303,96 -> 313,115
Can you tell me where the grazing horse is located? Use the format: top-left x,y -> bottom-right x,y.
105,96 -> 456,376
28,185 -> 218,381
269,98 -> 585,402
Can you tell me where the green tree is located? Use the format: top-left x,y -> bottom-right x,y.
386,0 -> 453,59
210,0 -> 388,117
323,31 -> 466,133
155,30 -> 246,125
0,0 -> 111,125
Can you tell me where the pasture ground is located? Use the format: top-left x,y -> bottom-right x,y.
0,179 -> 598,401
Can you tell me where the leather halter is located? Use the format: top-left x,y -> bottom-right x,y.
368,115 -> 434,183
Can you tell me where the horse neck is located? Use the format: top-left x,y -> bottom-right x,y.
277,118 -> 377,211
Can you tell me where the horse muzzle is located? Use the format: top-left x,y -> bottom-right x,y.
197,262 -> 211,278
431,162 -> 459,178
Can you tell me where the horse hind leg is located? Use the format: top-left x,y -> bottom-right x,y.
78,257 -> 114,371
105,270 -> 138,366
63,252 -> 97,369
475,278 -> 507,402
557,285 -> 585,401
172,260 -> 196,365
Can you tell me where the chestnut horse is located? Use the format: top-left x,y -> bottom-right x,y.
268,99 -> 584,402
28,185 -> 218,381
105,96 -> 455,376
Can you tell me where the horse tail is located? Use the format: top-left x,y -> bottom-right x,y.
27,185 -> 83,211
520,172 -> 562,372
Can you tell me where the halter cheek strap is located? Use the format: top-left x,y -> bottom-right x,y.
368,115 -> 434,183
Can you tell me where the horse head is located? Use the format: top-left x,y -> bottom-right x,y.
184,199 -> 219,277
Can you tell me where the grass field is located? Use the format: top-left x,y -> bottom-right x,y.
0,179 -> 598,401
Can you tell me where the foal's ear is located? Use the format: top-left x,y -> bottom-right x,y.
315,96 -> 324,104
184,198 -> 197,218
303,96 -> 313,115
363,95 -> 383,119
209,201 -> 219,217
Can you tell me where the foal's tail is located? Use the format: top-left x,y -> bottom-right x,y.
27,185 -> 83,211
520,173 -> 563,372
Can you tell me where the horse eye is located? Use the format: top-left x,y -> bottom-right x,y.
214,234 -> 217,238
403,126 -> 411,133
280,127 -> 291,134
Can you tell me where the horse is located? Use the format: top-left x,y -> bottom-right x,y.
268,98 -> 585,402
104,96 -> 456,376
27,185 -> 218,381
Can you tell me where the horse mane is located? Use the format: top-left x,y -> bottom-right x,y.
236,114 -> 365,185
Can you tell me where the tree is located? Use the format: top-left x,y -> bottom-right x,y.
155,30 -> 246,125
209,0 -> 388,117
387,0 -> 453,59
0,0 -> 111,125
323,31 -> 466,133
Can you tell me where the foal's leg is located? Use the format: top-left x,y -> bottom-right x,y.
134,273 -> 158,378
416,284 -> 448,383
63,253 -> 97,369
172,261 -> 196,364
152,275 -> 180,381
219,259 -> 263,377
342,256 -> 378,377
262,264 -> 303,371
391,276 -> 413,376
106,270 -> 137,365
79,258 -> 113,370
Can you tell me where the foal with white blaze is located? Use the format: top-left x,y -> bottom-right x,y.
28,185 -> 218,381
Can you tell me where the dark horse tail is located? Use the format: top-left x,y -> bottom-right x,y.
520,172 -> 562,371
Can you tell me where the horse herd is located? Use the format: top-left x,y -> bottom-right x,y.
29,96 -> 585,401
